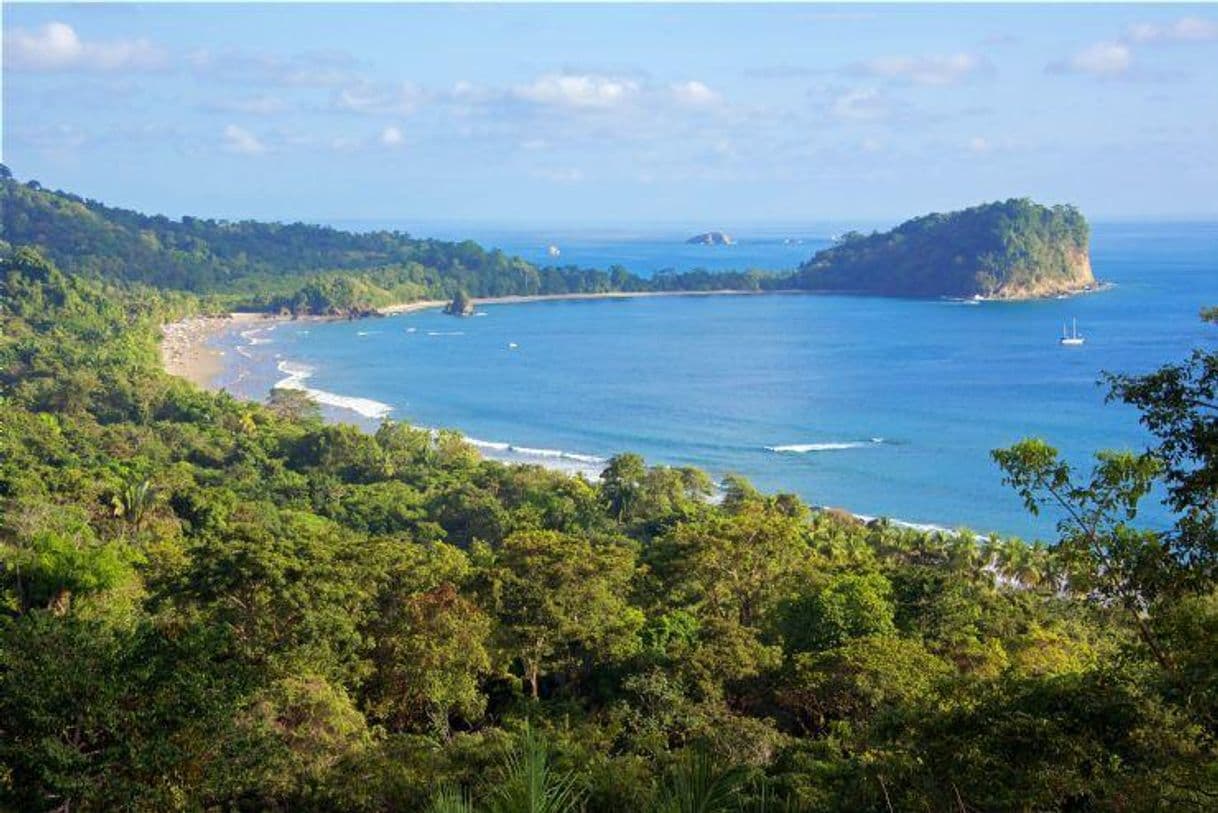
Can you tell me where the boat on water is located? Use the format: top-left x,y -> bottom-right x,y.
1059,318 -> 1085,346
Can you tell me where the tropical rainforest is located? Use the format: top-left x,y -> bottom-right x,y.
1,168 -> 1217,811
4,171 -> 1092,308
791,199 -> 1094,299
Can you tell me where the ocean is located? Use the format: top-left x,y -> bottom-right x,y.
210,222 -> 1218,539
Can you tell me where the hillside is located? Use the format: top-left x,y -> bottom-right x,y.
0,168 -> 766,314
1,245 -> 1216,810
791,199 -> 1094,299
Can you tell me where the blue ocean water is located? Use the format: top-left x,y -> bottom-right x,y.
333,221 -> 844,275
213,222 -> 1218,539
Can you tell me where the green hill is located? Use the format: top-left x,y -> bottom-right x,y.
0,169 -> 766,314
791,199 -> 1094,299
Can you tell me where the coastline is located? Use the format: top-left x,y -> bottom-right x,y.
161,288 -> 788,390
379,287 -> 782,315
160,280 -> 1110,387
154,285 -> 1099,538
160,312 -> 268,390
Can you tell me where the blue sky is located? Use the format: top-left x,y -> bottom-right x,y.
4,3 -> 1217,226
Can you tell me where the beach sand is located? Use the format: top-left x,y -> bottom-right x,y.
379,288 -> 778,315
161,290 -> 783,386
160,312 -> 266,389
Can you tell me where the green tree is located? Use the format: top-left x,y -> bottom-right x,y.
366,582 -> 492,736
489,530 -> 642,698
778,571 -> 897,654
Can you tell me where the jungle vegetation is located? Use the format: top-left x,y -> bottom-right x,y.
1,173 -> 1216,811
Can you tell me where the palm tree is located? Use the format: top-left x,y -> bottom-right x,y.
486,724 -> 585,813
428,786 -> 475,813
657,748 -> 748,813
110,477 -> 158,535
946,532 -> 984,576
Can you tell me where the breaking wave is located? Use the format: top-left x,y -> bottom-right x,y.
766,438 -> 886,454
273,360 -> 393,419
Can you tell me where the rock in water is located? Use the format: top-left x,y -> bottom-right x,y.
686,231 -> 735,246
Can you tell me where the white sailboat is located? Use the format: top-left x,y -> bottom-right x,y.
1059,318 -> 1085,346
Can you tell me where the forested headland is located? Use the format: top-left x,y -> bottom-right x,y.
2,169 -> 1216,810
4,170 -> 1095,310
791,199 -> 1095,299
0,170 -> 769,317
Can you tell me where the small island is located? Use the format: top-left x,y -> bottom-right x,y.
443,289 -> 476,316
686,231 -> 735,246
790,198 -> 1095,299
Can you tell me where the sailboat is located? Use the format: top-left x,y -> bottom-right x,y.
1059,318 -> 1085,346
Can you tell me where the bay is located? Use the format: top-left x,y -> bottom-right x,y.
212,222 -> 1218,539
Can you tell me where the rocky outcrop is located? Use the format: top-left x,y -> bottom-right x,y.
686,231 -> 734,246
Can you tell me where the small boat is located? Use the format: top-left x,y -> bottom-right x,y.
508,342 -> 519,349
1059,318 -> 1085,346
547,244 -> 561,257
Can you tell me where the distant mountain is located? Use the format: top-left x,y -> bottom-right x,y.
789,199 -> 1094,299
686,231 -> 734,246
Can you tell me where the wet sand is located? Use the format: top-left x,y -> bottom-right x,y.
160,313 -> 267,389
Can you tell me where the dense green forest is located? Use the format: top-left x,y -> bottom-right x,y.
2,181 -> 1218,808
792,199 -> 1094,298
0,170 -> 768,316
3,171 -> 1097,313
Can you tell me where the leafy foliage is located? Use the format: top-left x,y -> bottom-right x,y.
792,198 -> 1092,297
1,193 -> 1215,809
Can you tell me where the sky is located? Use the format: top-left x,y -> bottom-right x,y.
3,3 -> 1218,227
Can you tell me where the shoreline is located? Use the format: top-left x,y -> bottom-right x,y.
379,287 -> 785,315
161,289 -> 793,389
160,312 -> 268,389
154,285 -> 1094,538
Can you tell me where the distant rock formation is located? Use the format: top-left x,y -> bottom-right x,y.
444,290 -> 475,316
686,231 -> 735,246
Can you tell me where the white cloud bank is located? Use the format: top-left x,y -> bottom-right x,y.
1048,42 -> 1132,77
1127,17 -> 1218,44
831,88 -> 890,122
222,124 -> 266,155
4,21 -> 168,72
379,126 -> 405,147
670,80 -> 721,107
513,74 -> 639,109
853,52 -> 988,85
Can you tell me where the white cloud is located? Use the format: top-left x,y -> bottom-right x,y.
854,53 -> 988,85
534,167 -> 585,183
831,88 -> 890,122
1127,17 -> 1218,44
334,82 -> 425,115
4,21 -> 167,72
222,124 -> 266,155
1049,42 -> 1132,77
203,95 -> 289,116
670,80 -> 721,107
514,74 -> 639,109
379,126 -> 406,147
967,136 -> 992,154
189,48 -> 357,87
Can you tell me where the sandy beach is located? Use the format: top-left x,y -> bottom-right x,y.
160,312 -> 268,389
378,288 -> 777,316
162,289 -> 784,385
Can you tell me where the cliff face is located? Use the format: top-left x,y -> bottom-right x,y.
986,247 -> 1095,300
792,199 -> 1094,299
